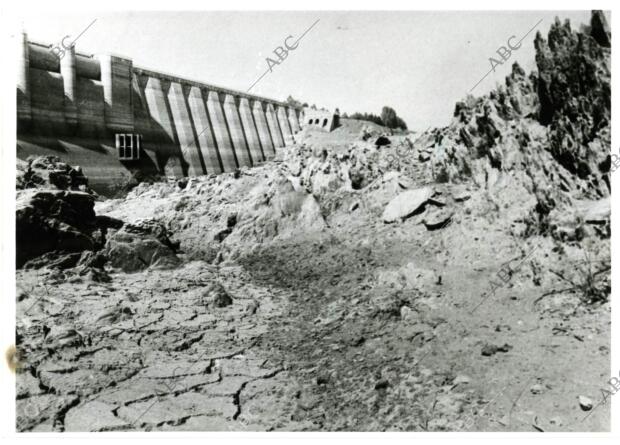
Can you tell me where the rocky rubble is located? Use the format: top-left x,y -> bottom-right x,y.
537,12 -> 611,187
16,158 -> 180,274
382,187 -> 433,223
17,156 -> 91,192
16,189 -> 101,268
422,11 -> 611,243
104,220 -> 180,272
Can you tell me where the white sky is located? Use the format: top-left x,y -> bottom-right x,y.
18,10 -> 601,130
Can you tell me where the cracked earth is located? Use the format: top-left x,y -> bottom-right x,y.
15,204 -> 610,431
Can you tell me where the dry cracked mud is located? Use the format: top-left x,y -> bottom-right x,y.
16,205 -> 610,431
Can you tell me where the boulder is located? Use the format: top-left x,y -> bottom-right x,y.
199,282 -> 233,308
481,343 -> 512,356
104,220 -> 180,273
578,395 -> 594,411
418,152 -> 431,162
382,187 -> 433,223
16,190 -> 99,268
17,156 -> 90,192
423,208 -> 454,230
375,136 -> 391,147
16,159 -> 45,190
590,10 -> 611,48
453,191 -> 471,202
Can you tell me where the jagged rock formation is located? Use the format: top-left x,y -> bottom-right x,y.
16,161 -> 180,271
439,11 -> 610,192
536,14 -> 611,189
15,189 -> 113,268
17,156 -> 91,192
427,11 -> 611,240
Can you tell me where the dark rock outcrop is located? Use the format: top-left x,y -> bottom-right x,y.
15,185 -> 128,269
15,154 -> 181,273
16,190 -> 99,268
432,11 -> 610,202
535,13 -> 610,187
17,156 -> 91,192
590,10 -> 611,47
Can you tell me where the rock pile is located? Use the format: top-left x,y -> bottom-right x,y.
17,156 -> 91,192
104,220 -> 180,272
16,189 -> 101,268
425,11 -> 611,239
16,162 -> 180,274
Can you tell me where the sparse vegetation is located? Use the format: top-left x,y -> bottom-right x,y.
380,106 -> 408,130
286,95 -> 307,108
538,252 -> 611,305
348,111 -> 384,126
347,106 -> 408,130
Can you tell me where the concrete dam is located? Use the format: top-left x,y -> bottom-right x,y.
16,32 -> 303,195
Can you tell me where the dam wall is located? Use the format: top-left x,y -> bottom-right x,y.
16,33 -> 302,195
